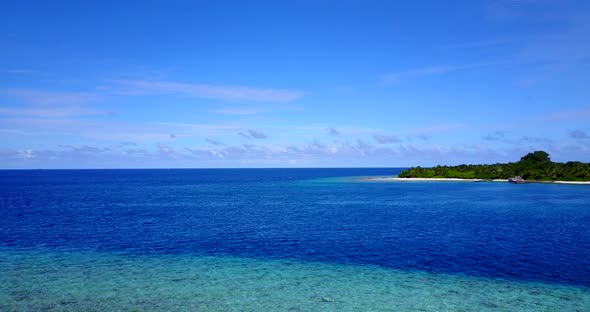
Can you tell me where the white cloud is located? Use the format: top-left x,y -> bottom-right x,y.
1,88 -> 100,105
7,69 -> 39,75
381,62 -> 505,84
0,88 -> 108,118
482,131 -> 507,141
208,107 -> 266,115
205,138 -> 225,146
326,127 -> 341,136
531,108 -> 590,122
407,134 -> 430,141
569,130 -> 590,140
373,134 -> 402,144
0,106 -> 111,118
2,138 -> 589,169
238,129 -> 268,140
157,144 -> 175,157
17,149 -> 35,159
439,38 -> 522,51
113,80 -> 305,102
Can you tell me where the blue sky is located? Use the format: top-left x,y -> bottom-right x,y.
1,0 -> 589,168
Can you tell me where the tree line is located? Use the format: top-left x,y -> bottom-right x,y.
398,151 -> 590,181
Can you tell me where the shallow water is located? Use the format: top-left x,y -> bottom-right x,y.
1,249 -> 588,312
0,168 -> 589,311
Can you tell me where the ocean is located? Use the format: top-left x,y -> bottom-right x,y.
0,168 -> 588,311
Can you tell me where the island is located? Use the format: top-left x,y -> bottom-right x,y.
397,151 -> 590,183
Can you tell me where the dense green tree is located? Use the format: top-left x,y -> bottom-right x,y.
520,150 -> 550,164
398,151 -> 590,181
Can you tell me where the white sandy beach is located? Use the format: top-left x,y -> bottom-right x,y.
362,177 -> 590,185
364,177 -> 507,182
546,180 -> 590,185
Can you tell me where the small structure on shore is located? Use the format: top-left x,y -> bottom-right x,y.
509,176 -> 526,184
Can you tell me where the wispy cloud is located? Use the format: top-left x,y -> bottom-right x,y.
482,0 -> 590,86
60,145 -> 111,154
0,88 -> 110,118
407,134 -> 430,141
381,61 -> 506,84
157,144 -> 175,157
516,22 -> 590,86
208,107 -> 266,115
113,80 -> 305,102
518,136 -> 552,144
408,123 -> 466,135
486,0 -> 580,24
385,11 -> 590,87
570,130 -> 590,140
206,138 -> 225,146
7,69 -> 39,75
0,118 -> 232,143
326,127 -> 341,136
373,134 -> 402,144
383,15 -> 589,88
480,130 -> 553,146
2,137 -> 587,168
486,0 -> 531,22
440,38 -> 522,51
483,131 -> 507,141
515,24 -> 590,65
238,129 -> 268,140
1,88 -> 100,105
0,106 -> 111,118
531,108 -> 590,122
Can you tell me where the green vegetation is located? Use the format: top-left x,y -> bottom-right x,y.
398,151 -> 590,181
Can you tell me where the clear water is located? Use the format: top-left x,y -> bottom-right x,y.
0,168 -> 589,311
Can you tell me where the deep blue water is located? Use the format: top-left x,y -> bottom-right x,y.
1,168 -> 589,288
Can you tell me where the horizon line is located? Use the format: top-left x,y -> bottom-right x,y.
0,166 -> 406,171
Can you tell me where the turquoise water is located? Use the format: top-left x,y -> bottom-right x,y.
2,249 -> 588,311
1,168 -> 589,311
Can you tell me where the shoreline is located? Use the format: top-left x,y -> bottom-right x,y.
361,177 -> 590,185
